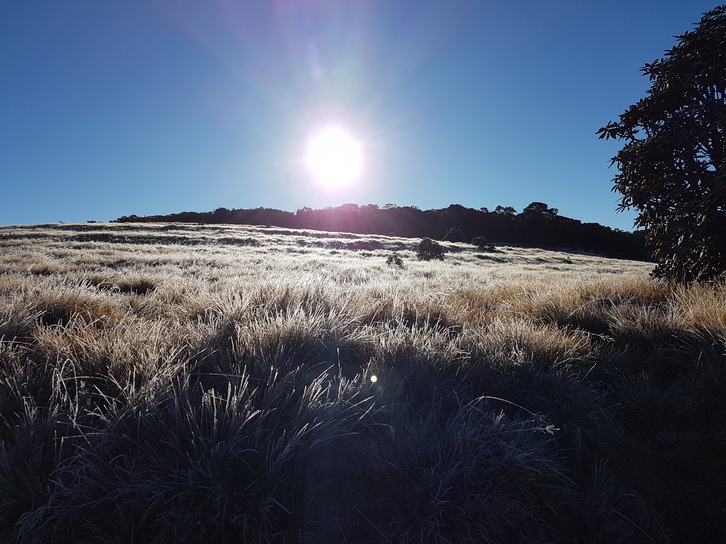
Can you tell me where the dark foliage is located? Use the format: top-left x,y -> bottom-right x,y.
494,205 -> 517,216
471,236 -> 495,251
522,201 -> 558,219
416,237 -> 445,261
386,254 -> 404,268
442,226 -> 466,242
598,6 -> 726,283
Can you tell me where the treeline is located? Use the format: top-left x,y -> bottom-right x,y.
115,202 -> 648,260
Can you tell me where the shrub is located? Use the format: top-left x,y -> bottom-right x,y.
416,238 -> 444,261
386,254 -> 404,268
471,236 -> 495,251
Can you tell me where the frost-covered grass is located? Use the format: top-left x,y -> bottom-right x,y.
0,222 -> 724,543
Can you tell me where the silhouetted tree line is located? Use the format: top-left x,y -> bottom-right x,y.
115,202 -> 648,260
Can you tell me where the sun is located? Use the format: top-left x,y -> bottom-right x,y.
305,126 -> 362,188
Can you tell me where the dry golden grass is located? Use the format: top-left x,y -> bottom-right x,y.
0,222 -> 724,543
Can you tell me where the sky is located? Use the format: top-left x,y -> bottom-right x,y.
0,0 -> 720,229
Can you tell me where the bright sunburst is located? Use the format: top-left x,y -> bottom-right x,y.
306,126 -> 362,188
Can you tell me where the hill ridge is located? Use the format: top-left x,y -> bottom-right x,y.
115,202 -> 649,261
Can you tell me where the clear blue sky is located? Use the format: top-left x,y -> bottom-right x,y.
0,0 -> 719,229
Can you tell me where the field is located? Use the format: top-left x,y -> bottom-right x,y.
1,222 -> 724,543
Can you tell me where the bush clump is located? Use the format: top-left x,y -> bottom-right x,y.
416,238 -> 444,261
472,236 -> 495,251
386,254 -> 404,268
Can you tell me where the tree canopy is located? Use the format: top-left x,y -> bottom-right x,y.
521,202 -> 558,219
598,5 -> 726,282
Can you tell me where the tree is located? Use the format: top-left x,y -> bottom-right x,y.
597,6 -> 726,283
443,227 -> 466,242
494,205 -> 517,216
212,207 -> 231,222
521,202 -> 558,219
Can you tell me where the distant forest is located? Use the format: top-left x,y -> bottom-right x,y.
115,202 -> 649,261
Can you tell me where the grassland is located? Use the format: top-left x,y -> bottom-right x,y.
0,222 -> 724,543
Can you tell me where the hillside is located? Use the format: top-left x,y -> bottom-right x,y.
1,222 -> 724,543
114,202 -> 649,261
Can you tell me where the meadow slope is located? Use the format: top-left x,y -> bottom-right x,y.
0,222 -> 724,543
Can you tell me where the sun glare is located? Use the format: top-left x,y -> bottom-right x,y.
306,126 -> 362,188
